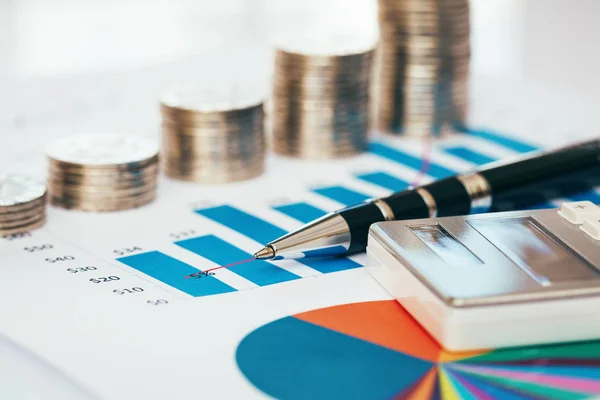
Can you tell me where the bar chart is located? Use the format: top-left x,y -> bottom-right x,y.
355,172 -> 409,191
272,203 -> 327,224
456,126 -> 539,153
369,142 -> 456,179
114,129 -> 600,300
195,205 -> 362,275
118,251 -> 237,297
312,186 -> 371,206
176,235 -> 299,286
443,145 -> 497,165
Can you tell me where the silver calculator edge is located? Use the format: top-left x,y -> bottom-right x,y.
368,208 -> 600,308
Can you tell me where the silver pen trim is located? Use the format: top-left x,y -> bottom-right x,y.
457,172 -> 492,213
416,188 -> 438,217
371,199 -> 395,221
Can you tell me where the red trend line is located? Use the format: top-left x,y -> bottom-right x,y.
183,258 -> 256,279
205,258 -> 256,273
409,136 -> 433,188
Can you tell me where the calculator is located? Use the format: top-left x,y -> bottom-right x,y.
366,201 -> 600,351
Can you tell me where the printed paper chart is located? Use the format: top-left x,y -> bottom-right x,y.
236,301 -> 600,399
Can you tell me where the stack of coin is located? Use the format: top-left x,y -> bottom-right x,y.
374,0 -> 470,136
0,174 -> 47,235
272,35 -> 377,159
161,87 -> 266,183
46,134 -> 160,212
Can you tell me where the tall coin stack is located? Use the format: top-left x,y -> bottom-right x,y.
375,0 -> 470,136
161,87 -> 266,183
46,134 -> 160,212
0,174 -> 47,235
272,36 -> 377,159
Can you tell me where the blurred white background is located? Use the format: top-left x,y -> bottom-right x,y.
0,0 -> 599,174
1,0 -> 598,83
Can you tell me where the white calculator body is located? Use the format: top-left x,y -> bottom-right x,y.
366,201 -> 600,351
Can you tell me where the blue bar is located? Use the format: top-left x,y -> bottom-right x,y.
273,202 -> 327,224
456,126 -> 539,153
117,251 -> 235,297
566,191 -> 600,205
443,146 -> 497,165
176,235 -> 299,287
196,205 -> 362,274
356,171 -> 409,191
529,202 -> 556,210
369,142 -> 456,179
312,186 -> 371,206
198,206 -> 285,244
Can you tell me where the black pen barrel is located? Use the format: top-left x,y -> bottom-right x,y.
383,138 -> 600,218
478,139 -> 600,211
278,138 -> 600,259
479,139 -> 600,194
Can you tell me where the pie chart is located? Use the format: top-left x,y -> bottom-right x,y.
236,300 -> 600,399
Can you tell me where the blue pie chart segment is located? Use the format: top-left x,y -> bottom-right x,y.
236,316 -> 434,400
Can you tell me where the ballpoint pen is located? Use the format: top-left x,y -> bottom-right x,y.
254,138 -> 600,261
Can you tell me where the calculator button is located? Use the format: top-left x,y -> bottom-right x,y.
558,201 -> 600,224
581,218 -> 600,240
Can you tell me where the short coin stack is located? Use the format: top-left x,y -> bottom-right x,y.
46,134 -> 160,212
161,87 -> 266,183
0,174 -> 47,235
272,36 -> 377,159
375,0 -> 470,136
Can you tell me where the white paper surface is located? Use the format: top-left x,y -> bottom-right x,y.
1,8 -> 600,395
0,81 -> 597,398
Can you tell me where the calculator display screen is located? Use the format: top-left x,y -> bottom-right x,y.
469,217 -> 596,285
410,225 -> 483,267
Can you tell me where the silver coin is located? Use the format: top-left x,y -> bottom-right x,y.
161,85 -> 264,113
0,215 -> 46,235
46,134 -> 159,167
164,165 -> 264,184
161,86 -> 267,183
272,47 -> 373,159
0,174 -> 47,208
50,190 -> 156,212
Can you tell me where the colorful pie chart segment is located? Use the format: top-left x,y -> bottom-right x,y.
236,300 -> 600,399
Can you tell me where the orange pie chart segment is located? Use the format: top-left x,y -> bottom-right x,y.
295,300 -> 483,363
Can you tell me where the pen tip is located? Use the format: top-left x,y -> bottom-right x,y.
254,246 -> 275,260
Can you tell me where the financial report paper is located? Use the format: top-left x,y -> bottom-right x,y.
0,62 -> 599,399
